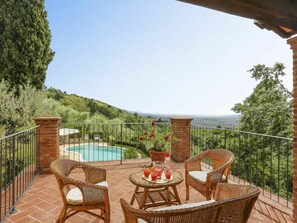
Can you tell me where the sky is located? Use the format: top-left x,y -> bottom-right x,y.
44,0 -> 294,116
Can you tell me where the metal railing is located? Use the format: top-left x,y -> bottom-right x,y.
191,124 -> 293,209
60,122 -> 171,163
61,121 -> 293,208
0,126 -> 40,222
0,121 -> 293,219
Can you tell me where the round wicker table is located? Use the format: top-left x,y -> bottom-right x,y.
129,170 -> 183,209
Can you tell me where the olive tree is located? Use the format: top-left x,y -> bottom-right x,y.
0,80 -> 53,135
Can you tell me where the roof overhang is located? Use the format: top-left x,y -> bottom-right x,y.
177,0 -> 297,38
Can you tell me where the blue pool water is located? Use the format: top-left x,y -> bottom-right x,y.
67,144 -> 123,161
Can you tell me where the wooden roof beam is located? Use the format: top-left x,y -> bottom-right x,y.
177,0 -> 297,32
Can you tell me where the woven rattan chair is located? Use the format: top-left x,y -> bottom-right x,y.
50,159 -> 110,223
120,183 -> 260,223
185,149 -> 235,200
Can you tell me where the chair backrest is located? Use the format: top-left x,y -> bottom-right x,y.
120,183 -> 260,223
50,159 -> 84,202
203,149 -> 234,171
50,159 -> 79,176
214,183 -> 259,222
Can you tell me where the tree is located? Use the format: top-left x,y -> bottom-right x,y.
0,0 -> 54,94
0,80 -> 53,135
232,63 -> 292,137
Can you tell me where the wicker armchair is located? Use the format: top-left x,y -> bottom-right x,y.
185,149 -> 235,200
120,183 -> 260,223
50,159 -> 110,223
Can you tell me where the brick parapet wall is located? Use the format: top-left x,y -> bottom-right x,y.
170,117 -> 192,163
287,36 -> 297,223
33,117 -> 62,174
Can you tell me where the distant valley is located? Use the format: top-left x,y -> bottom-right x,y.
136,112 -> 240,128
46,88 -> 240,128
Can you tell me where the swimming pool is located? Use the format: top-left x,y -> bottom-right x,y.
67,144 -> 123,162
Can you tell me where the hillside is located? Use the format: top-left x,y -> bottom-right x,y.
45,88 -> 239,127
45,88 -> 148,123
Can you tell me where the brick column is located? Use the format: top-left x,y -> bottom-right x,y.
170,117 -> 192,162
287,36 -> 297,223
33,117 -> 62,174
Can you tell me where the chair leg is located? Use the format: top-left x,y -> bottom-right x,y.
205,189 -> 212,201
56,207 -> 67,223
104,211 -> 110,223
104,205 -> 110,223
186,184 -> 189,200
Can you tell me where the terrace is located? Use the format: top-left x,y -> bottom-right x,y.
1,1 -> 297,222
2,159 -> 293,223
0,118 -> 294,222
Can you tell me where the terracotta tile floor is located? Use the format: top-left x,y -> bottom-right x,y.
3,159 -> 293,223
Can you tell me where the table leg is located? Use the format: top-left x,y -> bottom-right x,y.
140,188 -> 148,209
165,187 -> 171,203
171,185 -> 181,204
130,186 -> 139,205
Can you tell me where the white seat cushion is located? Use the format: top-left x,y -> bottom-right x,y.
66,181 -> 108,203
96,181 -> 108,188
138,219 -> 148,223
188,171 -> 209,182
188,171 -> 226,182
155,199 -> 216,211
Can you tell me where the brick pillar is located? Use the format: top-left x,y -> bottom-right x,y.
287,36 -> 297,223
33,117 -> 62,174
170,117 -> 192,162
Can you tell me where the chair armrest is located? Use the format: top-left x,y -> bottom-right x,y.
62,176 -> 108,206
214,183 -> 259,201
206,167 -> 225,188
79,162 -> 107,183
120,198 -> 140,223
185,153 -> 205,172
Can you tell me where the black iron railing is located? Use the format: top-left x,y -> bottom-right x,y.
60,122 -> 171,163
191,124 -> 293,209
61,122 -> 293,209
0,126 -> 40,222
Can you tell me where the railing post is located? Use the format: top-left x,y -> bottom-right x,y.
33,117 -> 62,174
224,129 -> 227,149
170,117 -> 192,162
287,36 -> 297,223
120,123 -> 123,164
11,136 -> 16,214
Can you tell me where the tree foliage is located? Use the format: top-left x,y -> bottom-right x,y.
45,87 -> 149,124
0,80 -> 53,135
232,63 -> 292,137
220,63 -> 294,199
0,0 -> 54,94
